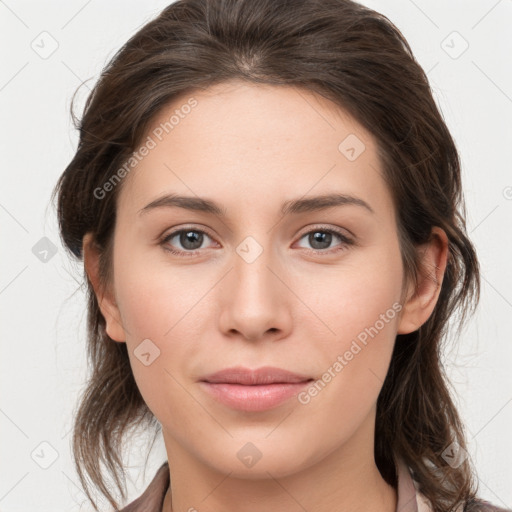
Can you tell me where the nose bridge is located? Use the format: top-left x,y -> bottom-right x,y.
232,232 -> 280,302
218,231 -> 290,340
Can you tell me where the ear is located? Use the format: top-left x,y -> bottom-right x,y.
82,232 -> 127,342
397,226 -> 449,335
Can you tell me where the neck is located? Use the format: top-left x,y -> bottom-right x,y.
161,413 -> 397,512
163,461 -> 396,512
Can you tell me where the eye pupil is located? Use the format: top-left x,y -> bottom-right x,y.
181,230 -> 203,250
310,231 -> 332,249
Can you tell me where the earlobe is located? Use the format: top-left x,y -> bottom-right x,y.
82,233 -> 127,342
397,227 -> 449,335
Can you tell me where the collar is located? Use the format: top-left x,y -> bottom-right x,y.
395,456 -> 432,512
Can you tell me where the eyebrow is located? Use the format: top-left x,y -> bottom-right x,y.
138,192 -> 375,217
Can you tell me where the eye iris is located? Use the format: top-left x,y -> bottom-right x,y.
180,230 -> 203,250
310,231 -> 332,250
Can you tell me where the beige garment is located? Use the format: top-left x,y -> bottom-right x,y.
395,456 -> 429,512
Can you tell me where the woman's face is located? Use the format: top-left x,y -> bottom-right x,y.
96,80 -> 420,478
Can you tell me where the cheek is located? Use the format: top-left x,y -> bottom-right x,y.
112,242 -> 209,339
297,241 -> 403,398
306,241 -> 403,343
114,269 -> 201,424
292,262 -> 402,452
111,249 -> 216,417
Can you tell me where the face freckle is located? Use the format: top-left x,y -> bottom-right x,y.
109,80 -> 407,481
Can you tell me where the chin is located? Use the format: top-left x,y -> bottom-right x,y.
199,438 -> 320,479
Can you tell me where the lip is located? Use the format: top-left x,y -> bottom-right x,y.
200,366 -> 312,385
199,366 -> 313,412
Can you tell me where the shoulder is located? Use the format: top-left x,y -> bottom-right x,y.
464,497 -> 512,512
416,492 -> 511,512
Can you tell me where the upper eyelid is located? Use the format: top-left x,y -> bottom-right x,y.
296,225 -> 352,239
162,225 -> 217,241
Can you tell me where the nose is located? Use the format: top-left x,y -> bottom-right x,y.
217,239 -> 293,343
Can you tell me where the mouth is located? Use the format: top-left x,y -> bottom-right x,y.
199,366 -> 314,412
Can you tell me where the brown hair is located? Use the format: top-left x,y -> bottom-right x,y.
52,0 -> 482,510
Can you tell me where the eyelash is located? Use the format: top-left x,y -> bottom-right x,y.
159,225 -> 354,257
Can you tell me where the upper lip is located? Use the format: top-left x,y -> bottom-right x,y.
200,366 -> 313,385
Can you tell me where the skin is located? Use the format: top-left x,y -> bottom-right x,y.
83,80 -> 448,512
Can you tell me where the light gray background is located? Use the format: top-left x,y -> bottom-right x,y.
1,1 -> 511,511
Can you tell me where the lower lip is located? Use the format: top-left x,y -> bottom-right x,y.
199,381 -> 312,412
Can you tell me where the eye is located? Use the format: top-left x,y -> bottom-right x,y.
295,227 -> 353,254
160,227 -> 217,256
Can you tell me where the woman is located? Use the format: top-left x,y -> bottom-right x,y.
52,0 -> 511,511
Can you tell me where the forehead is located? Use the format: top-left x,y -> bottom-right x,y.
117,80 -> 391,219
147,79 -> 370,151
